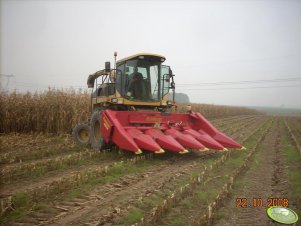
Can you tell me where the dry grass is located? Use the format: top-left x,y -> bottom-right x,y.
0,89 -> 90,134
0,89 -> 262,134
176,103 -> 261,119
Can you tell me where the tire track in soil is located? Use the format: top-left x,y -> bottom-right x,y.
45,155 -> 209,226
213,119 -> 290,226
0,135 -> 74,156
213,116 -> 260,132
283,118 -> 301,219
0,143 -> 80,165
0,159 -> 117,197
286,117 -> 301,140
211,115 -> 257,128
0,150 -> 111,184
36,117 -> 267,226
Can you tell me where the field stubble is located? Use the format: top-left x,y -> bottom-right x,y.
40,117 -> 268,225
0,115 -> 268,225
138,117 -> 273,226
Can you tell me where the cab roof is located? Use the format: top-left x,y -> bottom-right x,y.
116,53 -> 166,64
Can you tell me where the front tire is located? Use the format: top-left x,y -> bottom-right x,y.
72,123 -> 91,145
90,110 -> 107,150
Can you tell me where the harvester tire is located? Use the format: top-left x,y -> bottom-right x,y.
72,123 -> 91,145
90,110 -> 106,150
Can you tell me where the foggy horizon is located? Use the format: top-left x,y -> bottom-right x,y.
1,0 -> 301,109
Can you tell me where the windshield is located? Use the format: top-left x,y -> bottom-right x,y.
116,59 -> 169,102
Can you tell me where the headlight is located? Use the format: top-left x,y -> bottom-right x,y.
111,98 -> 118,103
186,105 -> 192,111
167,100 -> 173,105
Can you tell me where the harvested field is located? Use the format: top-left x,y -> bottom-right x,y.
0,115 -> 300,226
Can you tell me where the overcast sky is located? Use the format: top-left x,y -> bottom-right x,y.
1,0 -> 301,108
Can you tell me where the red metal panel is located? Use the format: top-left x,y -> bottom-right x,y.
101,112 -> 113,143
184,129 -> 225,150
190,112 -> 242,149
165,128 -> 206,150
126,128 -> 163,153
101,110 -> 242,153
103,110 -> 141,154
145,128 -> 186,153
212,132 -> 242,148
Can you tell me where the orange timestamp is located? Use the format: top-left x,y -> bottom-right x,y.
236,197 -> 289,208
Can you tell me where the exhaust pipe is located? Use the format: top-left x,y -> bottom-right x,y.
87,74 -> 96,88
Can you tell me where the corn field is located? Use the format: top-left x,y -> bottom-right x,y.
0,89 -> 262,134
176,103 -> 261,118
0,89 -> 90,134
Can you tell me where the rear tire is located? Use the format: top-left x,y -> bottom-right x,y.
72,123 -> 91,145
90,110 -> 107,150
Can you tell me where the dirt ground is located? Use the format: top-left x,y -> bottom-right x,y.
213,120 -> 289,226
1,115 -> 300,226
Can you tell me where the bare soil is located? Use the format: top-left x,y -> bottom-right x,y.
0,115 -> 281,226
213,118 -> 301,226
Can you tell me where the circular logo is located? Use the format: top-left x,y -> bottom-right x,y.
267,206 -> 299,224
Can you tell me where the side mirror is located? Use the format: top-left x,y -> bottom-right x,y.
171,82 -> 175,89
105,61 -> 111,73
169,68 -> 174,77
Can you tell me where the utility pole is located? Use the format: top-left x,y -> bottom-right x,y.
0,74 -> 14,92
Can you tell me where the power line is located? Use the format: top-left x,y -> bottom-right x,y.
176,84 -> 301,91
177,77 -> 301,87
5,74 -> 301,92
177,54 -> 301,68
